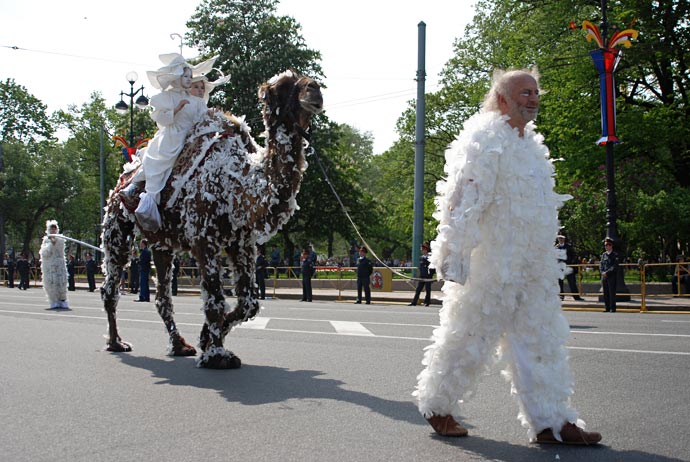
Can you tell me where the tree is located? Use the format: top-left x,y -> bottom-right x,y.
0,79 -> 55,255
384,0 -> 690,260
186,0 -> 324,125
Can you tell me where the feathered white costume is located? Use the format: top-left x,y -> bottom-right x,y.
414,110 -> 582,441
39,220 -> 69,309
131,53 -> 222,231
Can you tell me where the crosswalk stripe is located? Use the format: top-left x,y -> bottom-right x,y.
329,320 -> 375,336
242,316 -> 270,329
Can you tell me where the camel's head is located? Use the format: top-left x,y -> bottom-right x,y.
259,70 -> 323,135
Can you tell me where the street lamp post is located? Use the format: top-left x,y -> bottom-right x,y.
115,71 -> 149,148
581,0 -> 638,301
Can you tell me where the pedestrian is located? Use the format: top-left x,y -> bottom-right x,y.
256,246 -> 268,300
354,246 -> 373,305
3,252 -> 15,288
671,255 -> 690,296
129,249 -> 140,294
85,252 -> 97,292
16,252 -> 31,289
414,68 -> 601,445
39,220 -> 69,309
300,248 -> 314,302
600,237 -> 619,313
409,242 -> 435,306
556,234 -> 583,301
67,255 -> 76,291
135,239 -> 151,302
270,246 -> 281,278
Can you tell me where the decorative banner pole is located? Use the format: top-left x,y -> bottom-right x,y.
582,1 -> 637,301
582,8 -> 638,242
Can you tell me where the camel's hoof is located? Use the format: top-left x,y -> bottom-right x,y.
170,335 -> 197,356
106,340 -> 132,352
198,353 -> 242,369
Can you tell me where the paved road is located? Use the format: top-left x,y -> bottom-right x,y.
1,287 -> 688,462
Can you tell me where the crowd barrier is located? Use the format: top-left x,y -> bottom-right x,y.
3,262 -> 688,311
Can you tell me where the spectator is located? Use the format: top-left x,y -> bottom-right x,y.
85,252 -> 97,292
409,242 -> 435,306
67,255 -> 76,291
354,246 -> 373,305
270,246 -> 281,278
16,252 -> 31,290
135,239 -> 151,302
300,248 -> 314,302
555,234 -> 583,301
671,255 -> 690,296
3,252 -> 15,288
600,238 -> 619,313
256,246 -> 268,300
129,249 -> 140,294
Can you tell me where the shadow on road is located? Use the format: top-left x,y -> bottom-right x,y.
433,433 -> 686,462
114,353 -> 421,425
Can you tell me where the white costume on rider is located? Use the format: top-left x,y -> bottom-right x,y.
130,53 -> 220,231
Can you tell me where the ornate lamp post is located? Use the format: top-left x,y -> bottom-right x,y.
581,3 -> 638,243
114,71 -> 150,162
581,0 -> 638,300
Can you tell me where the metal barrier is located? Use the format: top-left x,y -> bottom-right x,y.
560,262 -> 689,312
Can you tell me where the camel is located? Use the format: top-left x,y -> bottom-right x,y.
100,70 -> 323,368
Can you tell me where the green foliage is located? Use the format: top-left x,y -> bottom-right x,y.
0,78 -> 54,145
383,0 -> 690,262
186,0 -> 324,125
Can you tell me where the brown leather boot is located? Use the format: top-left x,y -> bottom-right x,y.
535,422 -> 602,445
426,414 -> 468,437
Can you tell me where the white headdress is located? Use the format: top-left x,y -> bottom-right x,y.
45,219 -> 59,234
191,68 -> 231,103
147,53 -> 220,91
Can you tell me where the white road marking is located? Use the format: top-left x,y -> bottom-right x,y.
329,320 -> 374,336
1,308 -> 689,356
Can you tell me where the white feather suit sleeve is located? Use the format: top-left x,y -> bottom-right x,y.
430,113 -> 501,284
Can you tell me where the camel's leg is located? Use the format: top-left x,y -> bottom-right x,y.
222,239 -> 261,332
194,245 -> 241,369
101,205 -> 135,352
152,248 -> 196,357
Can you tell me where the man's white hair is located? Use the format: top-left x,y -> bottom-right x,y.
482,68 -> 541,113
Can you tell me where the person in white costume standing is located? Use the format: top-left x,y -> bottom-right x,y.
413,69 -> 602,445
121,53 -> 221,231
39,220 -> 69,310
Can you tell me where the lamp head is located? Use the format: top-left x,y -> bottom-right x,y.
115,98 -> 128,115
126,71 -> 138,85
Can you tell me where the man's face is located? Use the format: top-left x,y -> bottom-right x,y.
49,226 -> 57,234
501,74 -> 540,129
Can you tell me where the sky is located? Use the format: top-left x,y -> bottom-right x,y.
1,0 -> 477,153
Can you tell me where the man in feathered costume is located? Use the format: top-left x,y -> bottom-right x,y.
39,220 -> 69,310
413,69 -> 601,445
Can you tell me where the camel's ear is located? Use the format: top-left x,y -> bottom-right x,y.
258,83 -> 270,104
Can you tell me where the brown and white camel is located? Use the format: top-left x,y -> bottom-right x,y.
100,70 -> 323,368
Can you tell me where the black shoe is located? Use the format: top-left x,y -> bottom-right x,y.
365,302 -> 370,305
408,303 -> 416,306
573,296 -> 584,301
354,301 -> 361,304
